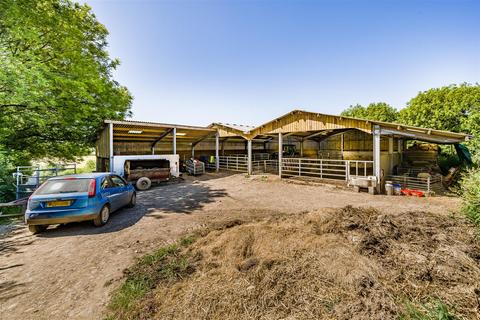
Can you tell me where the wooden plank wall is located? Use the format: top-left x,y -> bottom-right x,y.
216,127 -> 246,138
96,126 -> 110,158
319,130 -> 389,151
265,130 -> 400,161
250,112 -> 372,137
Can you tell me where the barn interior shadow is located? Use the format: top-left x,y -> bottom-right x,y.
39,181 -> 228,237
0,229 -> 28,302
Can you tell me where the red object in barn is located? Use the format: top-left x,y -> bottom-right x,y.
401,188 -> 425,197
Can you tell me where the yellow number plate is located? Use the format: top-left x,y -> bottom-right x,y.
46,200 -> 71,208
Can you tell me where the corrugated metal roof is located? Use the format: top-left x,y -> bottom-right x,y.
247,109 -> 471,143
104,119 -> 215,143
105,119 -> 214,131
105,108 -> 472,144
253,109 -> 469,137
214,123 -> 255,133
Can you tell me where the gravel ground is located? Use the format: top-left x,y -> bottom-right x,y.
0,173 -> 460,320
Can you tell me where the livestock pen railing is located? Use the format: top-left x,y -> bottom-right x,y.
206,154 -> 273,173
218,155 -> 248,172
229,153 -> 270,161
206,156 -> 374,182
281,158 -> 373,181
252,153 -> 270,161
386,175 -> 443,194
252,160 -> 279,174
347,160 -> 374,178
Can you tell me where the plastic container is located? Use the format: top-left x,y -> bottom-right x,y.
393,183 -> 402,195
385,181 -> 393,196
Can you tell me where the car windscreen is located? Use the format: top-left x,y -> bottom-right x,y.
34,179 -> 92,195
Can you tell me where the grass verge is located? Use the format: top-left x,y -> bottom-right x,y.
106,236 -> 197,320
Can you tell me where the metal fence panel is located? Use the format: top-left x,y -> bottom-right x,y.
281,158 -> 373,181
386,175 -> 443,193
14,164 -> 77,199
218,156 -> 248,172
252,160 -> 278,174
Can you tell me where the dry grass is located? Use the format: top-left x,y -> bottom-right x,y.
107,206 -> 480,320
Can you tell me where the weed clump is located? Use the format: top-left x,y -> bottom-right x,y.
107,236 -> 197,319
459,168 -> 480,227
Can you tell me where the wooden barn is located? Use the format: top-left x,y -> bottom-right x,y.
96,110 -> 471,194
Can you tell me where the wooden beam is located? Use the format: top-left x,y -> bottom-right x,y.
173,127 -> 177,155
303,131 -> 328,140
114,127 -> 173,134
221,137 -> 227,155
283,132 -> 297,138
247,139 -> 252,175
114,133 -> 168,138
151,128 -> 174,148
215,132 -> 220,172
278,133 -> 283,177
109,122 -> 113,172
191,132 -> 216,147
114,139 -> 157,143
300,138 -> 304,157
373,125 -> 381,192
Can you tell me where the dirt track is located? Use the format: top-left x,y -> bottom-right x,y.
0,173 -> 461,320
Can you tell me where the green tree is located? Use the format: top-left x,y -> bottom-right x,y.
0,0 -> 132,160
341,102 -> 398,122
399,84 -> 480,161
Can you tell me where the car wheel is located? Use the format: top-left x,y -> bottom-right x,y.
28,224 -> 47,234
127,192 -> 136,208
135,177 -> 151,191
93,205 -> 110,227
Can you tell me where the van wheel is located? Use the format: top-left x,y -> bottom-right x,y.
127,192 -> 136,208
135,177 -> 151,191
94,205 -> 110,227
28,224 -> 47,234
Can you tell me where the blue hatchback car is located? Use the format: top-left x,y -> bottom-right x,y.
25,173 -> 136,234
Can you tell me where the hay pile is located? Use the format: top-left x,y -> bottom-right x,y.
127,207 -> 480,319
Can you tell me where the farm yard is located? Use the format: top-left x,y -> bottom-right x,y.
2,1 -> 480,319
1,173 -> 478,320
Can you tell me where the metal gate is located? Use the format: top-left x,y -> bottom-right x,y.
14,164 -> 77,199
218,155 -> 248,172
252,160 -> 279,174
281,158 -> 373,181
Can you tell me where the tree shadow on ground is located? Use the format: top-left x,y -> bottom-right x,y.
36,181 -> 228,237
182,171 -> 237,182
0,228 -> 30,304
140,181 -> 228,215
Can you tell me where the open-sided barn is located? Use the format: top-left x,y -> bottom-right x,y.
96,110 -> 471,194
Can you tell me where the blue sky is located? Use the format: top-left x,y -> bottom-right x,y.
83,0 -> 479,126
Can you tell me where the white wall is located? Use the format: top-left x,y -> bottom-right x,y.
112,155 -> 180,177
